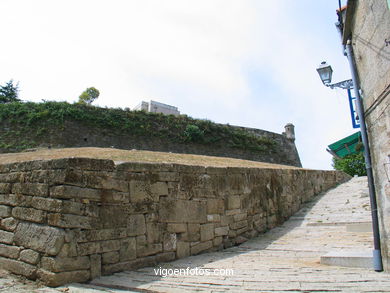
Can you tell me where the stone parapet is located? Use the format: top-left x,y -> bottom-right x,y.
0,158 -> 350,286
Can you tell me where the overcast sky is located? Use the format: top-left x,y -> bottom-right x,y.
0,0 -> 356,170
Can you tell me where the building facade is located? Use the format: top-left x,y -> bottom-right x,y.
134,100 -> 180,116
339,0 -> 390,270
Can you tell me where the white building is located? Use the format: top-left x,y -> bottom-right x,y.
134,100 -> 180,116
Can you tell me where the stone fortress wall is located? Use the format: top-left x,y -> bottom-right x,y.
0,158 -> 350,286
48,121 -> 302,167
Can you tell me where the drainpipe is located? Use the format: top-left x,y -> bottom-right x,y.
345,39 -> 383,272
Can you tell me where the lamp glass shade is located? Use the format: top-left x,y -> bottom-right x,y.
316,61 -> 333,85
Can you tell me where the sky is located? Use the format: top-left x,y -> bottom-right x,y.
0,0 -> 356,170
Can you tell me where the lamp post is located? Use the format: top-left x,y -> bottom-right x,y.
316,58 -> 383,272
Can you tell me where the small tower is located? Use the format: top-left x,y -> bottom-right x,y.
284,123 -> 295,141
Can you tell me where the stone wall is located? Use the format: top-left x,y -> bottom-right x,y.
9,120 -> 301,167
0,158 -> 349,286
346,0 -> 390,271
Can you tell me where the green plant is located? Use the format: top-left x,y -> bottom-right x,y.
0,80 -> 20,104
78,87 -> 100,105
183,124 -> 204,142
333,152 -> 367,176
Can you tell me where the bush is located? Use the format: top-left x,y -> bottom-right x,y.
183,124 -> 204,142
333,152 -> 367,176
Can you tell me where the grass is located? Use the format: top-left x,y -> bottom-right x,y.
0,147 -> 300,169
0,101 -> 276,153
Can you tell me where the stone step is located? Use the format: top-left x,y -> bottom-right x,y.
345,222 -> 372,232
320,250 -> 372,269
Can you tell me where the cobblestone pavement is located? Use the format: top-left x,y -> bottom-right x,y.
2,176 -> 390,292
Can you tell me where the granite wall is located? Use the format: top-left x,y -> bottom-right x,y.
0,158 -> 349,286
344,0 -> 390,271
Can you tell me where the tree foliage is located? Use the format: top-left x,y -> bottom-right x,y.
183,124 -> 204,142
78,87 -> 100,105
0,80 -> 20,104
333,152 -> 367,176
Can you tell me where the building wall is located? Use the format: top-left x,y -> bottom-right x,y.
348,0 -> 390,270
0,158 -> 350,286
149,100 -> 180,116
134,100 -> 180,116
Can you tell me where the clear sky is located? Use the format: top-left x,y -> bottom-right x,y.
0,0 -> 356,170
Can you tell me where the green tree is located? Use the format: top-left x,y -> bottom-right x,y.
78,87 -> 100,105
183,124 -> 204,142
333,152 -> 367,176
0,80 -> 20,103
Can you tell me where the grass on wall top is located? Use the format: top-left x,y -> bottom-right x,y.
0,101 -> 276,152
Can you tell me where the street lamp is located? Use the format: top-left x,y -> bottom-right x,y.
316,51 -> 383,272
316,61 -> 354,89
316,61 -> 333,85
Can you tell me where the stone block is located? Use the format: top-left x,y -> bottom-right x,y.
233,212 -> 247,222
76,228 -> 127,243
102,256 -> 158,275
151,182 -> 168,196
51,157 -> 114,171
127,214 -> 146,236
207,198 -> 224,214
0,194 -> 22,206
19,249 -> 40,264
14,222 -> 65,256
97,177 -> 129,192
215,226 -> 229,236
167,223 -> 187,233
0,230 -> 14,244
0,173 -> 20,183
129,180 -> 151,202
220,215 -> 233,226
50,185 -> 101,201
176,241 -> 190,259
12,207 -> 46,223
85,204 -> 99,217
226,196 -> 241,209
77,242 -> 100,256
1,217 -> 18,231
41,256 -> 90,272
58,243 -> 78,258
137,243 -> 162,257
90,254 -> 102,279
200,223 -> 214,241
213,236 -> 223,247
0,243 -> 21,259
119,237 -> 136,261
12,183 -> 48,197
146,222 -> 161,243
37,269 -> 90,287
163,233 -> 177,251
190,241 -> 213,255
0,256 -> 36,279
47,213 -> 96,229
230,220 -> 248,230
207,214 -> 221,222
101,190 -> 129,203
187,223 -> 200,242
155,252 -> 176,263
102,251 -> 120,264
28,197 -> 61,212
0,183 -> 11,193
225,208 -> 241,216
159,198 -> 207,223
0,205 -> 11,218
100,239 -> 121,253
100,205 -> 128,228
158,172 -> 179,182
